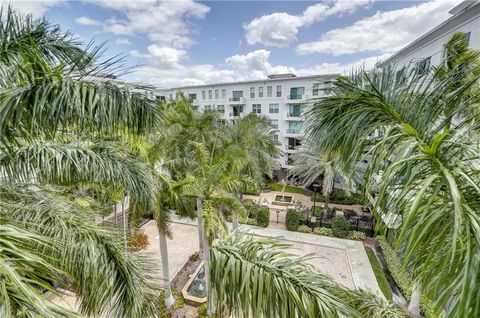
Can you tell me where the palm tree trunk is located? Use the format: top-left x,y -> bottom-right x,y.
324,193 -> 330,209
158,227 -> 175,308
122,198 -> 127,250
196,198 -> 205,259
408,282 -> 422,318
203,228 -> 215,316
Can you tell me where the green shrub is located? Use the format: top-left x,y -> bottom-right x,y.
172,291 -> 185,309
310,193 -> 323,202
255,206 -> 269,227
285,209 -> 301,231
242,198 -> 255,208
246,218 -> 257,225
330,190 -> 363,205
198,303 -> 208,317
331,215 -> 349,238
297,225 -> 310,233
347,231 -> 366,240
376,237 -> 443,318
314,227 -> 333,236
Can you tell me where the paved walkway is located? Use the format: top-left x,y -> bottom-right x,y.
244,191 -> 365,213
171,215 -> 383,298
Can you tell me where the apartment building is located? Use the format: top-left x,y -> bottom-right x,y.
164,73 -> 338,169
378,0 -> 480,74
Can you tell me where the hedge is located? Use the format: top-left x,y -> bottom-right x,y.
255,206 -> 269,227
331,215 -> 349,238
313,227 -> 365,241
297,225 -> 310,233
285,209 -> 301,231
376,237 -> 443,318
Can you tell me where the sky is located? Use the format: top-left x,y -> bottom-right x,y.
2,0 -> 462,88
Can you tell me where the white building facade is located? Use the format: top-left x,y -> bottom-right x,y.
163,73 -> 338,169
379,1 -> 479,73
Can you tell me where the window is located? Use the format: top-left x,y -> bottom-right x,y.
202,91 -> 206,100
217,105 -> 225,113
414,57 -> 431,75
269,103 -> 279,113
276,85 -> 282,97
258,86 -> 264,98
250,87 -> 255,98
273,134 -> 278,141
208,90 -> 212,100
231,90 -> 243,101
221,89 -> 226,99
270,119 -> 279,129
204,105 -> 212,111
252,104 -> 261,114
188,93 -> 197,101
313,83 -> 320,96
169,93 -> 173,99
267,86 -> 272,97
289,87 -> 304,99
215,89 -> 219,99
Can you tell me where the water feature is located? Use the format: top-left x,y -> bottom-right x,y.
186,265 -> 206,298
182,262 -> 207,306
274,195 -> 293,203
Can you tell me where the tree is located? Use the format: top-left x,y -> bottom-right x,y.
210,231 -> 409,318
223,113 -> 280,227
291,147 -> 351,209
0,8 -> 161,317
304,46 -> 480,317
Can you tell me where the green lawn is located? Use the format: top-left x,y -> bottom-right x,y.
366,247 -> 393,300
269,182 -> 304,194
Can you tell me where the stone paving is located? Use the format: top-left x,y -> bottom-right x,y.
48,214 -> 383,311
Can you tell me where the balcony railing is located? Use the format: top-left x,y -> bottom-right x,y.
229,112 -> 244,118
287,94 -> 304,100
284,160 -> 294,166
286,129 -> 301,134
286,144 -> 300,150
287,112 -> 302,117
228,97 -> 245,103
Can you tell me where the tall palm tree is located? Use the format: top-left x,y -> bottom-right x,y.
223,113 -> 280,227
304,47 -> 480,317
291,147 -> 351,209
0,8 -> 162,317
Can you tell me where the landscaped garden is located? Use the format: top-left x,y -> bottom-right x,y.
1,6 -> 478,318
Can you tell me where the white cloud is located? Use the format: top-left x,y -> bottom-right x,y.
75,16 -> 102,26
1,0 -> 64,18
226,50 -> 295,80
129,64 -> 235,88
296,0 -> 458,55
85,0 -> 210,49
244,0 -> 374,47
115,38 -> 131,45
127,47 -> 388,88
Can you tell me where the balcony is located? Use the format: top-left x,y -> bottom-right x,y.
287,94 -> 306,101
285,144 -> 300,152
285,129 -> 302,137
190,99 -> 199,106
284,112 -> 303,120
228,97 -> 245,104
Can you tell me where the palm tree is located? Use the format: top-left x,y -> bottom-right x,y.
223,113 -> 280,227
0,8 -> 162,317
210,230 -> 409,318
304,45 -> 480,317
290,147 -> 352,209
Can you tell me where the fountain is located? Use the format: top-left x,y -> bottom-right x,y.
182,262 -> 207,306
272,194 -> 293,206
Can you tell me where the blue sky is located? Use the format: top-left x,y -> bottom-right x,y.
3,0 -> 461,87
